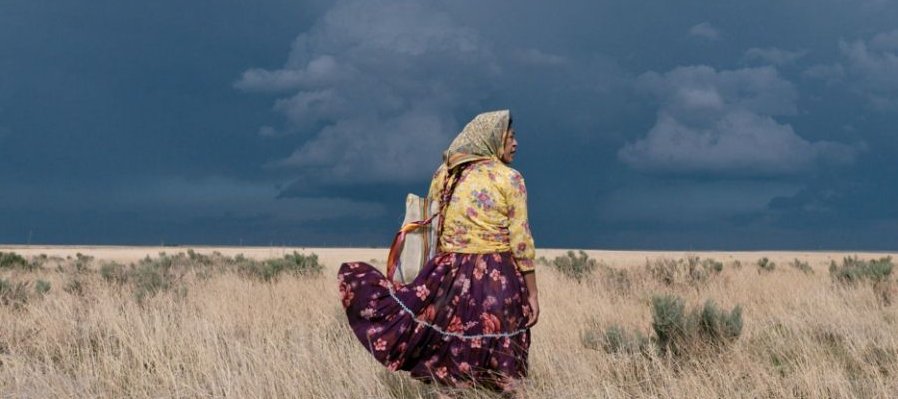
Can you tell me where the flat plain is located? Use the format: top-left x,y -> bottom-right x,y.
2,246 -> 898,398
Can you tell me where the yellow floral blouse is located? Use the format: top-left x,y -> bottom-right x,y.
428,159 -> 536,273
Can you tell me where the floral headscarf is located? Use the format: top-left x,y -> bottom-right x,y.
442,110 -> 511,170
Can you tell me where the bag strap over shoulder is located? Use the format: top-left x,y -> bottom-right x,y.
385,163 -> 472,283
386,213 -> 438,283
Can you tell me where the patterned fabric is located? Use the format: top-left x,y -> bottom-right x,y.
338,110 -> 535,392
339,252 -> 531,390
428,160 -> 536,272
443,110 -> 511,169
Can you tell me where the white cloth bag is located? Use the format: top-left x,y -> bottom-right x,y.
394,193 -> 440,283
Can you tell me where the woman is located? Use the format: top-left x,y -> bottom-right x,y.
338,110 -> 539,396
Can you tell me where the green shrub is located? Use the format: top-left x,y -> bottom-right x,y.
651,294 -> 743,355
829,256 -> 893,285
280,251 -> 323,275
585,295 -> 744,356
646,256 -> 723,286
789,258 -> 814,274
29,254 -> 49,269
186,249 -> 213,265
132,258 -> 179,302
239,252 -> 323,282
699,257 -> 724,274
0,252 -> 31,270
550,250 -> 598,283
239,261 -> 281,282
698,300 -> 743,341
651,295 -> 687,352
74,253 -> 94,273
34,279 -> 51,296
99,262 -> 129,284
16,250 -> 325,301
757,257 -> 776,272
829,256 -> 894,306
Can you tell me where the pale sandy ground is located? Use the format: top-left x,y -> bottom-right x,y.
2,245 -> 896,269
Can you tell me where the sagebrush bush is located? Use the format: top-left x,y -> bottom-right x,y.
829,256 -> 893,285
29,254 -> 49,269
550,250 -> 598,282
0,252 -> 31,271
2,249 -> 323,302
698,300 -> 743,341
789,258 -> 814,274
100,262 -> 129,284
646,256 -> 723,286
239,251 -> 323,282
187,249 -> 214,265
280,251 -> 323,275
829,256 -> 894,306
126,251 -> 250,299
757,257 -> 776,272
651,295 -> 743,355
74,253 -> 94,273
133,262 -> 175,302
34,279 -> 51,296
96,255 -> 186,301
651,295 -> 687,352
585,294 -> 743,356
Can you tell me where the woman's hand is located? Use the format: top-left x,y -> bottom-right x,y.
526,294 -> 540,328
522,270 -> 539,328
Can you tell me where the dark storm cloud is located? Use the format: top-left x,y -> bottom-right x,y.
837,34 -> 898,109
2,0 -> 898,248
689,22 -> 722,41
236,0 -> 499,185
599,180 -> 800,224
619,65 -> 861,176
744,48 -> 807,66
804,29 -> 898,109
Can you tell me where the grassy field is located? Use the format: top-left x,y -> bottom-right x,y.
1,246 -> 898,398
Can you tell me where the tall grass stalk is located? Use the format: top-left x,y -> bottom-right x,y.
1,249 -> 898,397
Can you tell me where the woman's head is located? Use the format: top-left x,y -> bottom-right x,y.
500,118 -> 517,164
443,110 -> 515,168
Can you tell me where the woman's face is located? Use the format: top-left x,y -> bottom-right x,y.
500,127 -> 517,164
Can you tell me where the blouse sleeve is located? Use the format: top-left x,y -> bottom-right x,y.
503,168 -> 536,273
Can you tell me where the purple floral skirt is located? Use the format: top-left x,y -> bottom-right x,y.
338,252 -> 531,390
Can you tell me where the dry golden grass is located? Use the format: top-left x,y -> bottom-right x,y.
2,246 -> 898,398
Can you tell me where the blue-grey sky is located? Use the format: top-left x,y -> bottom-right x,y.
2,0 -> 897,249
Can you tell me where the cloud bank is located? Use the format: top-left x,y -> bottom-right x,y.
236,0 -> 500,185
804,29 -> 898,109
619,66 -> 859,176
689,22 -> 721,41
744,47 -> 807,66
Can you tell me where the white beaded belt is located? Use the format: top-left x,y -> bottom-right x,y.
387,286 -> 528,340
